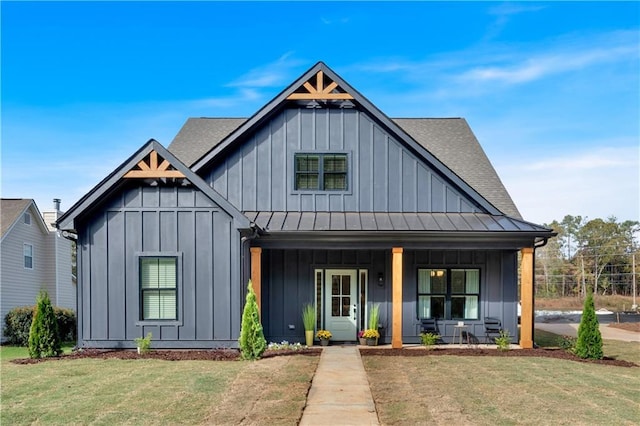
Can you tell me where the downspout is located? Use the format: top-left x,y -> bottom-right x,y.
240,224 -> 260,291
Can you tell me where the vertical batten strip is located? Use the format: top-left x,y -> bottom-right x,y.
520,247 -> 534,348
392,247 -> 403,348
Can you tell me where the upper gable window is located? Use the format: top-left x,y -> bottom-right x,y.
295,153 -> 348,191
23,213 -> 31,225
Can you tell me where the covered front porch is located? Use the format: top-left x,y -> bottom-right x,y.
246,244 -> 537,349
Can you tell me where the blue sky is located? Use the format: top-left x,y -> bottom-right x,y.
2,1 -> 638,225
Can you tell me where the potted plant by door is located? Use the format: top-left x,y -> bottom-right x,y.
362,328 -> 380,346
316,329 -> 332,346
302,304 -> 315,347
358,330 -> 366,345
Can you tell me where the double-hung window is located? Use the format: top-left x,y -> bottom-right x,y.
24,244 -> 33,269
418,268 -> 479,320
140,257 -> 177,320
295,153 -> 348,191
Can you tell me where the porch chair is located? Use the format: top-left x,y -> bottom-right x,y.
420,318 -> 439,335
484,317 -> 502,344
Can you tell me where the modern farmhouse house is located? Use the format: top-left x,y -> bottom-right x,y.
57,62 -> 554,349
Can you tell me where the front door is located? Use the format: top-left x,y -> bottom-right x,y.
324,269 -> 358,341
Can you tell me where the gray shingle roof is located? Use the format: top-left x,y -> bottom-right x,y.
1,198 -> 32,238
393,118 -> 521,219
169,118 -> 245,168
168,117 -> 521,218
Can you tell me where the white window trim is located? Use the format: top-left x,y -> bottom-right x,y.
23,243 -> 33,270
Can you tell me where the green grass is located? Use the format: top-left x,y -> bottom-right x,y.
364,352 -> 640,425
535,329 -> 640,365
1,352 -> 319,425
0,343 -> 74,361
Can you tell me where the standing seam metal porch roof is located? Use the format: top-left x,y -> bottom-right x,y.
244,211 -> 549,233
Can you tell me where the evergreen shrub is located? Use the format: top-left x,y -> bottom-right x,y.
238,280 -> 267,360
28,290 -> 62,358
575,291 -> 603,359
4,305 -> 76,345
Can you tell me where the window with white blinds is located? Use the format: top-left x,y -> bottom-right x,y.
140,257 -> 177,320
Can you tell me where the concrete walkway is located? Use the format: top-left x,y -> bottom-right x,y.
299,346 -> 379,426
535,322 -> 639,343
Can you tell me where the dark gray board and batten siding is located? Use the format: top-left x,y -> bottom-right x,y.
77,184 -> 244,349
261,248 -> 519,345
204,108 -> 481,214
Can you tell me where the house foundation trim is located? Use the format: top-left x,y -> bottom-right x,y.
392,247 -> 403,348
520,247 -> 534,348
250,247 -> 262,316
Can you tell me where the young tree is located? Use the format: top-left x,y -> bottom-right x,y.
28,290 -> 62,359
574,290 -> 603,360
238,280 -> 266,360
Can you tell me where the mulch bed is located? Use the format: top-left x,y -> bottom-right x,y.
10,347 -> 322,365
359,347 -> 638,368
10,345 -> 636,368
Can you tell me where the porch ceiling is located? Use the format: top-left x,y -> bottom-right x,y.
244,211 -> 552,234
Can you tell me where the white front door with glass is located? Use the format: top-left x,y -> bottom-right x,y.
324,269 -> 358,341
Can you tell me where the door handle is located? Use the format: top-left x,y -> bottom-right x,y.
353,304 -> 357,321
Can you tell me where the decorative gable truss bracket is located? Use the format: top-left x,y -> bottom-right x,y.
286,70 -> 354,100
123,150 -> 186,179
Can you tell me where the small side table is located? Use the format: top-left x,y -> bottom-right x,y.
452,325 -> 469,345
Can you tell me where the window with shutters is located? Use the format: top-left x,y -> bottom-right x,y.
139,257 -> 178,321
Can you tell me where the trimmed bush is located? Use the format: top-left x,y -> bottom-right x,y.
575,291 -> 603,360
238,280 -> 267,360
28,290 -> 62,358
4,306 -> 76,346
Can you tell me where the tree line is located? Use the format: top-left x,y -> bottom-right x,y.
535,215 -> 639,298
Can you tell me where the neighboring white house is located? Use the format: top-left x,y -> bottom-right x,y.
1,199 -> 75,339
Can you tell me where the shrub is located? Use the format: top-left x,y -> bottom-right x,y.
495,329 -> 511,351
557,335 -> 577,353
575,291 -> 603,359
4,306 -> 76,346
134,332 -> 152,354
238,280 -> 267,360
28,290 -> 62,358
420,332 -> 440,347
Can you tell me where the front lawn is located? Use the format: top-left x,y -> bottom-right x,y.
1,350 -> 319,425
363,337 -> 640,425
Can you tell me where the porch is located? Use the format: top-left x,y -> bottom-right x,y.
247,245 -> 535,349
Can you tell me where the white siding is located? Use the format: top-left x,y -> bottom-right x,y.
1,204 -> 75,340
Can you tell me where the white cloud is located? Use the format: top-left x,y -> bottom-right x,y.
226,53 -> 305,89
348,29 -> 639,97
460,43 -> 637,85
496,145 -> 640,224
